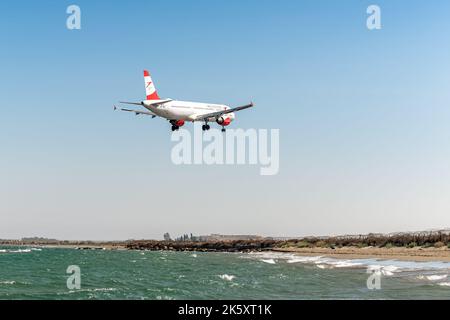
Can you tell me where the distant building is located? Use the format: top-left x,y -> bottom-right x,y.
163,233 -> 172,241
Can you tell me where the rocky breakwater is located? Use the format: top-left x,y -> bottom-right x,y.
126,240 -> 280,252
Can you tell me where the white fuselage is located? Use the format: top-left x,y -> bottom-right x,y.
143,100 -> 235,123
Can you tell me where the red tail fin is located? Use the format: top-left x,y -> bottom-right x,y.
143,70 -> 160,100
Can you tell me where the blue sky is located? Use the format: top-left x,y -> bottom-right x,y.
1,1 -> 450,240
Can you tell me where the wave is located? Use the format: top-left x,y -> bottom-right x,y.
261,259 -> 276,264
438,282 -> 450,287
327,260 -> 364,268
244,252 -> 450,284
11,249 -> 32,253
426,275 -> 447,281
219,274 -> 235,281
287,256 -> 323,263
417,274 -> 448,281
0,280 -> 31,286
367,265 -> 400,276
248,252 -> 450,269
0,248 -> 33,253
59,288 -> 117,295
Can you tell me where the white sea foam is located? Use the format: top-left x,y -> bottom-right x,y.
246,252 -> 296,261
9,249 -> 32,253
426,275 -> 447,281
64,287 -> 117,294
0,281 -> 16,285
382,265 -> 400,273
244,251 -> 450,286
191,254 -> 198,258
438,282 -> 450,287
219,274 -> 235,281
261,259 -> 276,264
326,260 -> 364,268
287,256 -> 323,264
92,288 -> 116,292
366,265 -> 400,276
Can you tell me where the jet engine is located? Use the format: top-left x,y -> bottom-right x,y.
216,116 -> 232,126
170,120 -> 185,127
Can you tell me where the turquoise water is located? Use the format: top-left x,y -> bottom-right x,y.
1,247 -> 450,299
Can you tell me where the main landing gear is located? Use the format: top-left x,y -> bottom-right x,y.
201,123 -> 226,132
171,125 -> 180,131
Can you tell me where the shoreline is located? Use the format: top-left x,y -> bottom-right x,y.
274,247 -> 450,262
2,242 -> 450,263
0,243 -> 127,250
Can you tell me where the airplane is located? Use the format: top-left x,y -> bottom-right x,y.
115,70 -> 254,132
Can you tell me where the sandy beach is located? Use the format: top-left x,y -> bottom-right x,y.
274,246 -> 450,262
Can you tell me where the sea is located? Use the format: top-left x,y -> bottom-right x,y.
0,246 -> 449,299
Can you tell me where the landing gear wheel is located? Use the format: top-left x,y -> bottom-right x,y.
202,124 -> 210,131
221,127 -> 226,132
206,124 -> 210,130
171,125 -> 179,131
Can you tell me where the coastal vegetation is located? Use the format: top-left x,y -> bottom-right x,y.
278,231 -> 450,250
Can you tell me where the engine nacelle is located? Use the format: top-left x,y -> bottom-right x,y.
216,116 -> 232,126
170,120 -> 185,127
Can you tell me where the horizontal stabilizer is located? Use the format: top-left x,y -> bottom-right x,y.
114,105 -> 157,117
119,101 -> 143,106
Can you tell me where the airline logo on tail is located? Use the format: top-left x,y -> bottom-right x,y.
144,70 -> 160,100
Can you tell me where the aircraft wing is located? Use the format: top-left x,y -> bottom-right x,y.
114,106 -> 157,117
194,102 -> 254,121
